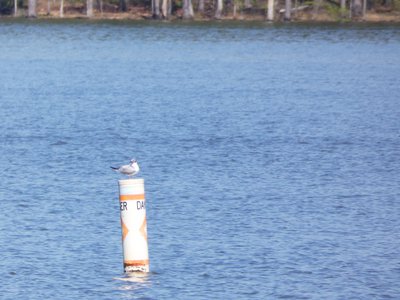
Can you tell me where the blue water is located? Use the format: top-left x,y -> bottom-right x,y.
0,20 -> 399,299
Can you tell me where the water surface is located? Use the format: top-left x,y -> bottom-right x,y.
0,20 -> 399,299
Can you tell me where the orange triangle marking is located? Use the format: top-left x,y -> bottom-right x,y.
121,218 -> 129,241
140,218 -> 147,241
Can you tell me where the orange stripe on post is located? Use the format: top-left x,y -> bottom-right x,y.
124,259 -> 149,266
119,194 -> 145,201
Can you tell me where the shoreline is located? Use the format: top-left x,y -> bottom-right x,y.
1,6 -> 400,23
2,13 -> 400,23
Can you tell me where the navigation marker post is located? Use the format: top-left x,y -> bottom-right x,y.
118,178 -> 149,272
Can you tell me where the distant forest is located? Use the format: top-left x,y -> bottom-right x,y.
0,0 -> 399,21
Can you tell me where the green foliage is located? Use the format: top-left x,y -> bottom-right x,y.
234,0 -> 244,9
67,0 -> 85,5
303,0 -> 315,6
108,0 -> 120,6
394,0 -> 400,10
324,2 -> 350,20
174,0 -> 182,9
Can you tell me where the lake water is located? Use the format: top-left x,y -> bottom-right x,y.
0,19 -> 399,299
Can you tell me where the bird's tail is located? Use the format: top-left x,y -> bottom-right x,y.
110,166 -> 119,171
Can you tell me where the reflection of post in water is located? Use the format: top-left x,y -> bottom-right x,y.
118,178 -> 149,273
114,272 -> 152,291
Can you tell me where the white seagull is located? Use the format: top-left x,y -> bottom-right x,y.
111,159 -> 140,177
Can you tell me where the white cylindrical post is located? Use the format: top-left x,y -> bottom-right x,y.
118,178 -> 149,272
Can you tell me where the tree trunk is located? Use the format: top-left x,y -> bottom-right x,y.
233,1 -> 237,18
96,0 -> 103,15
47,0 -> 51,15
267,0 -> 274,21
215,0 -> 223,19
28,0 -> 37,17
183,0 -> 194,19
284,0 -> 291,20
340,0 -> 346,18
162,0 -> 172,18
14,0 -> 18,16
189,0 -> 194,16
161,0 -> 168,18
362,0 -> 366,17
119,0 -> 127,11
87,0 -> 93,16
198,0 -> 204,13
152,0 -> 160,18
60,0 -> 64,17
351,0 -> 362,18
189,0 -> 194,15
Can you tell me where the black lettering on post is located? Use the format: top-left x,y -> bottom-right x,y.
120,202 -> 128,211
136,200 -> 145,210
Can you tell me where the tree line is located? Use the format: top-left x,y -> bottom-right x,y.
0,0 -> 397,20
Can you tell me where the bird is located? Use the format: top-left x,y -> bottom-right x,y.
111,159 -> 140,177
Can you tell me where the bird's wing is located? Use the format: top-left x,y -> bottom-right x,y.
119,165 -> 134,174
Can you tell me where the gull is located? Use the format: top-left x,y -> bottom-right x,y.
111,159 -> 140,177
